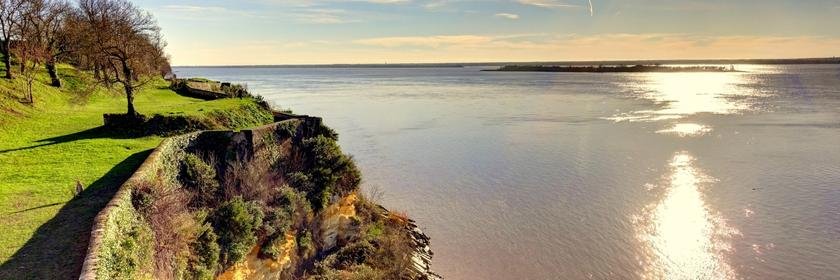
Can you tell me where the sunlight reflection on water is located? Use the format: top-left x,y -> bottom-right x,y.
608,72 -> 757,123
656,123 -> 713,137
635,152 -> 740,280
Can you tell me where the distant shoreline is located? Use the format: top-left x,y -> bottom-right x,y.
483,65 -> 741,73
173,57 -> 840,68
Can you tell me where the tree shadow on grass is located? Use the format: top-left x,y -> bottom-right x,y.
0,126 -> 141,154
0,150 -> 152,280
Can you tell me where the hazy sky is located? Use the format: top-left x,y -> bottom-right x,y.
132,0 -> 840,66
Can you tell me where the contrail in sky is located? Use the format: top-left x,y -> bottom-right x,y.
588,0 -> 594,16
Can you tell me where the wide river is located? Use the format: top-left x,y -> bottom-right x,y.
174,65 -> 840,280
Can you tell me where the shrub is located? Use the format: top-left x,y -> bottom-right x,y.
364,221 -> 385,241
221,83 -> 250,98
262,207 -> 292,238
277,120 -> 300,138
331,241 -> 376,270
335,158 -> 362,196
275,187 -> 313,228
368,228 -> 415,279
102,113 -> 148,134
186,223 -> 220,280
221,155 -> 277,204
104,223 -> 152,279
298,230 -> 315,257
97,206 -> 153,280
259,239 -> 282,260
314,122 -> 339,141
259,207 -> 293,259
287,135 -> 362,210
211,197 -> 264,267
307,264 -> 385,280
131,183 -> 155,212
180,154 -> 220,206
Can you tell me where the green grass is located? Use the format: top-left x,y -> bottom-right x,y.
0,65 -> 270,279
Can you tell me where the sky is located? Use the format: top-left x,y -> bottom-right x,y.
132,0 -> 840,66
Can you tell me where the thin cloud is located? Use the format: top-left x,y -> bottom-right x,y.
363,0 -> 411,3
423,0 -> 448,9
293,8 -> 358,24
160,5 -> 229,13
517,0 -> 580,8
156,5 -> 263,20
355,35 -> 494,48
517,0 -> 593,16
495,13 -> 520,19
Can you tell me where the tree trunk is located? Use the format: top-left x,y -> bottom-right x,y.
124,83 -> 135,116
27,80 -> 33,103
103,69 -> 111,88
2,41 -> 12,79
46,60 -> 61,87
122,62 -> 137,116
93,63 -> 100,79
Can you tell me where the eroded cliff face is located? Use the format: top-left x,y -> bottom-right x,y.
82,116 -> 439,280
216,193 -> 440,280
320,193 -> 361,252
217,194 -> 360,280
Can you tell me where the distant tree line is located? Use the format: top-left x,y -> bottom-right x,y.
0,0 -> 169,115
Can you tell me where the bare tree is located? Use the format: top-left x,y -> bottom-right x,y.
23,0 -> 70,87
0,0 -> 23,79
12,3 -> 46,103
78,0 -> 168,117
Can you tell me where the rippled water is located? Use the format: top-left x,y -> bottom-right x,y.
174,65 -> 840,280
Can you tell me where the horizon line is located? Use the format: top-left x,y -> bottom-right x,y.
171,56 -> 840,68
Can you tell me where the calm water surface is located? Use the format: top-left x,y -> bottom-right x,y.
174,65 -> 840,280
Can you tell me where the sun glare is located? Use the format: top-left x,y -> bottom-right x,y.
656,123 -> 713,137
608,72 -> 756,122
635,152 -> 739,280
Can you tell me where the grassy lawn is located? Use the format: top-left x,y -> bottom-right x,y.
0,66 -> 262,279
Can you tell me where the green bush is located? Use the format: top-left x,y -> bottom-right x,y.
307,264 -> 385,280
298,230 -> 315,256
180,154 -> 219,206
331,241 -> 376,269
131,184 -> 154,212
97,208 -> 153,280
259,207 -> 293,259
211,197 -> 264,267
258,239 -> 282,260
221,83 -> 250,98
105,225 -> 149,278
287,135 -> 362,210
262,207 -> 292,237
277,120 -> 300,138
186,223 -> 220,280
364,221 -> 385,241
